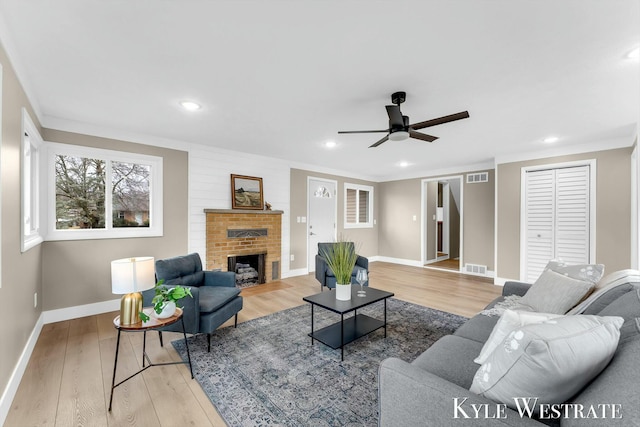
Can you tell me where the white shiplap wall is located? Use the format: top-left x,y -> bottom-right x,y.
188,144 -> 291,276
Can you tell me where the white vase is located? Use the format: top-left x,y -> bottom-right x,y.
335,284 -> 352,301
154,300 -> 176,318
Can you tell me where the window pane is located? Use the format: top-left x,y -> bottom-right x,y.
112,161 -> 150,228
55,155 -> 106,229
346,188 -> 357,223
358,190 -> 369,223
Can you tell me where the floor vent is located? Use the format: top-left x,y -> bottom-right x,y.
465,263 -> 487,275
466,172 -> 489,183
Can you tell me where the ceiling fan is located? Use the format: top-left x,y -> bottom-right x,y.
338,91 -> 469,148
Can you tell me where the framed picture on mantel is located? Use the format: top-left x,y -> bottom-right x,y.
231,174 -> 264,210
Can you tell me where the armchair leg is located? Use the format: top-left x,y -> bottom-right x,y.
234,313 -> 238,327
207,333 -> 211,353
158,331 -> 163,347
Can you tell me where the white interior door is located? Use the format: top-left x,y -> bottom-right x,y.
307,178 -> 337,272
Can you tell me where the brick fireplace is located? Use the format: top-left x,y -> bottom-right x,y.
204,209 -> 283,283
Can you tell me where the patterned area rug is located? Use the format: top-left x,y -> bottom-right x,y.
172,298 -> 467,426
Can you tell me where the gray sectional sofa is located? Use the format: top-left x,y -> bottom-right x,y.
379,276 -> 640,426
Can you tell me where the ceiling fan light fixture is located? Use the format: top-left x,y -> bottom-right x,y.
180,101 -> 201,111
389,131 -> 409,141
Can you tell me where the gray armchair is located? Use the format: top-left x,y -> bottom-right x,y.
142,252 -> 242,352
314,242 -> 369,291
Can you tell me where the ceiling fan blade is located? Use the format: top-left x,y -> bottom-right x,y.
338,129 -> 389,134
410,111 -> 470,130
386,105 -> 405,127
409,129 -> 438,143
369,135 -> 389,148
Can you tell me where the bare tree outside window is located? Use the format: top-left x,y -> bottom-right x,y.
55,155 -> 106,229
55,156 -> 151,230
112,161 -> 150,228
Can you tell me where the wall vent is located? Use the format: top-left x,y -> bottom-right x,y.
465,263 -> 487,276
466,172 -> 489,183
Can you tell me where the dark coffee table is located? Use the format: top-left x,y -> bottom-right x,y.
303,286 -> 394,360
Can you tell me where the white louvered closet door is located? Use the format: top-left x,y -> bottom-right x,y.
523,165 -> 591,283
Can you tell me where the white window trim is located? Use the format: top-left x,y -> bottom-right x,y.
46,142 -> 163,241
21,109 -> 44,252
344,182 -> 374,229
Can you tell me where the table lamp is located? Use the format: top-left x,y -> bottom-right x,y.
111,257 -> 155,325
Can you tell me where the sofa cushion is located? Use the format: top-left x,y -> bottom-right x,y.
412,335 -> 484,389
469,315 -> 624,411
596,289 -> 640,320
199,286 -> 241,313
619,318 -> 640,344
474,309 -> 562,365
519,269 -> 594,314
563,333 -> 640,426
453,313 -> 500,343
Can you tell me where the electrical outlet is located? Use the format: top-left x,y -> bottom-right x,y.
290,254 -> 295,261
34,292 -> 38,308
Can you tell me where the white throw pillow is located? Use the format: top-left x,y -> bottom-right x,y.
469,315 -> 624,411
474,309 -> 562,365
520,269 -> 595,314
544,260 -> 605,284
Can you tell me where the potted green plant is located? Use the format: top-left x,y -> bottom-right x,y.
139,279 -> 193,321
320,239 -> 358,301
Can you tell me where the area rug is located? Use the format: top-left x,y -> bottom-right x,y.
172,298 -> 467,426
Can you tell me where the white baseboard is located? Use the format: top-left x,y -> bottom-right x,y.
372,256 -> 423,267
43,298 -> 121,324
282,268 -> 308,278
494,277 -> 511,286
0,313 -> 44,426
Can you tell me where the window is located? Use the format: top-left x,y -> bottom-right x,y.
344,183 -> 373,228
21,109 -> 43,252
47,143 -> 163,240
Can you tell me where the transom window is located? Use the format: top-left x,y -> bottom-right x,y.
47,143 -> 163,240
344,183 -> 373,228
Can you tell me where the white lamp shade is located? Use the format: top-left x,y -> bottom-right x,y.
389,130 -> 409,141
111,257 -> 156,294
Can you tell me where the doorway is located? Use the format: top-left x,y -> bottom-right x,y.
422,176 -> 463,272
307,177 -> 337,272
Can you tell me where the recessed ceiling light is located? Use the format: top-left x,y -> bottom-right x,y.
180,101 -> 201,111
325,141 -> 337,148
626,46 -> 639,60
399,161 -> 409,167
543,136 -> 559,144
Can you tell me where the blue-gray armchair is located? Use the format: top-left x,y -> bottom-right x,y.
142,252 -> 242,352
314,242 -> 369,291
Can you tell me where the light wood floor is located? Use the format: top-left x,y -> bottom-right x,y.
5,262 -> 501,427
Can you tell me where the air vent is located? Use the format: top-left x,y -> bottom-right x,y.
465,263 -> 487,276
466,172 -> 489,183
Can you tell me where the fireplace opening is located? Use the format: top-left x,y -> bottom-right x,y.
228,253 -> 266,288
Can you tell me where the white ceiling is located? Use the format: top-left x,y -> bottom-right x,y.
1,0 -> 638,181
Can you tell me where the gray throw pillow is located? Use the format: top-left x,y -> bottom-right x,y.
520,269 -> 594,314
469,315 -> 624,411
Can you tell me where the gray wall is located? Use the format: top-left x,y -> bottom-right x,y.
289,168 -> 379,270
378,170 -> 495,269
41,129 -> 189,310
496,147 -> 632,281
0,39 -> 44,407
